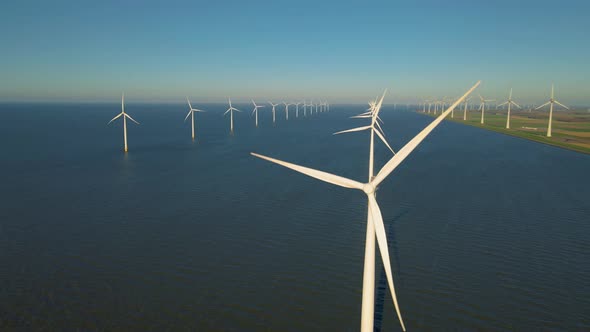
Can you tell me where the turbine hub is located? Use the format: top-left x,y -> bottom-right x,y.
363,183 -> 376,195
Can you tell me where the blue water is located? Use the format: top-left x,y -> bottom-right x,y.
0,102 -> 589,331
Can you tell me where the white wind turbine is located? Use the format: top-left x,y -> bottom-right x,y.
269,102 -> 278,124
536,84 -> 569,137
252,81 -> 481,332
108,93 -> 140,152
295,102 -> 302,118
283,102 -> 291,120
224,98 -> 241,133
251,100 -> 265,127
334,90 -> 397,331
463,96 -> 471,121
498,88 -> 521,129
184,97 -> 205,140
478,94 -> 495,124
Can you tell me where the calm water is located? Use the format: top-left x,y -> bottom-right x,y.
0,102 -> 589,331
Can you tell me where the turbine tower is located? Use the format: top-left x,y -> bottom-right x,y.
224,98 -> 241,133
252,81 -> 481,332
108,93 -> 140,152
184,97 -> 205,140
478,94 -> 495,124
498,88 -> 521,129
536,84 -> 569,137
251,100 -> 265,127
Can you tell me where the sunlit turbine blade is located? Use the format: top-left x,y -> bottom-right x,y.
554,100 -> 569,110
368,195 -> 406,331
195,109 -> 206,112
374,128 -> 395,154
186,96 -> 193,110
498,101 -> 508,106
350,115 -> 373,119
333,125 -> 372,135
536,102 -> 550,110
125,113 -> 140,124
224,108 -> 231,115
372,81 -> 481,187
108,112 -> 123,124
374,119 -> 385,135
512,101 -> 522,109
184,110 -> 192,122
121,93 -> 125,113
250,153 -> 364,190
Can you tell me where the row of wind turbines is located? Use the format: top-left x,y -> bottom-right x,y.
108,95 -> 330,151
420,84 -> 568,137
251,81 -> 482,332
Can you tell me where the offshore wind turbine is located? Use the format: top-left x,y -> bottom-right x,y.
498,88 -> 521,129
224,98 -> 241,133
478,94 -> 495,124
334,90 -> 396,331
463,96 -> 471,121
184,97 -> 205,140
108,93 -> 139,152
295,102 -> 302,118
283,102 -> 291,120
536,84 -> 569,137
269,102 -> 278,124
251,100 -> 265,127
252,81 -> 481,332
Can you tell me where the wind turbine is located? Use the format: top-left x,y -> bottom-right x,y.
334,90 -> 396,330
536,84 -> 569,137
295,102 -> 302,118
269,102 -> 278,124
224,98 -> 241,133
251,100 -> 265,127
252,81 -> 481,332
108,93 -> 139,152
498,88 -> 521,129
478,94 -> 495,124
463,96 -> 471,121
184,97 -> 205,140
283,102 -> 291,120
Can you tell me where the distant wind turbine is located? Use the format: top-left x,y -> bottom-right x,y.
295,102 -> 302,118
251,100 -> 265,127
283,102 -> 291,120
108,93 -> 139,152
498,88 -> 521,129
184,97 -> 205,140
224,98 -> 241,133
269,102 -> 278,124
536,84 -> 568,137
463,97 -> 471,121
478,94 -> 495,124
252,81 -> 481,332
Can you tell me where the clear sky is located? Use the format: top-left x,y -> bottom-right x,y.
1,0 -> 589,104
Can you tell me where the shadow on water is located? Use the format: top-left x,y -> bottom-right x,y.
374,208 -> 409,332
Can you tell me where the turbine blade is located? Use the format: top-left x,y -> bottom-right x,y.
554,100 -> 569,110
536,102 -> 550,110
108,112 -> 123,124
184,110 -> 192,122
186,96 -> 193,110
498,101 -> 508,107
250,153 -> 364,190
224,108 -> 231,115
368,194 -> 406,331
374,128 -> 396,154
372,81 -> 481,187
350,115 -> 373,119
333,125 -> 372,135
125,113 -> 140,125
511,101 -> 522,109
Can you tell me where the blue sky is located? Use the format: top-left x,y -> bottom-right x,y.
1,0 -> 589,104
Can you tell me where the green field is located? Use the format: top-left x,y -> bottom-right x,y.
420,108 -> 590,155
